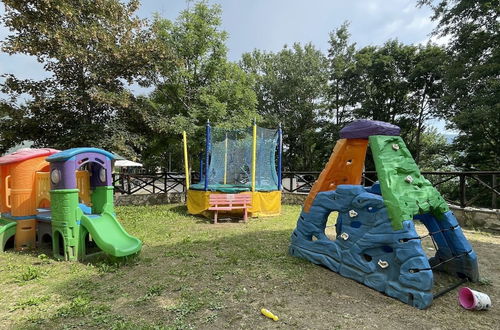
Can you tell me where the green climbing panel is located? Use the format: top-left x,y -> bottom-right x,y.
369,135 -> 449,230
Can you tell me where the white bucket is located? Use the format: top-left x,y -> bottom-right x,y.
458,287 -> 492,310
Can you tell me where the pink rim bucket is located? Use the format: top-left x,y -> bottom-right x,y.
458,287 -> 476,309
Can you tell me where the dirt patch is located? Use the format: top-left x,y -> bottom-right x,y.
0,204 -> 498,329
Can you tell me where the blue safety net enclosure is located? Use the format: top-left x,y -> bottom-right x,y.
191,125 -> 281,193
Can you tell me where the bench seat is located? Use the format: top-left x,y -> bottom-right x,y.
208,194 -> 252,224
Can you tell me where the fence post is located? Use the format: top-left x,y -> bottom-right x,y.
153,175 -> 156,194
459,174 -> 466,208
493,174 -> 497,209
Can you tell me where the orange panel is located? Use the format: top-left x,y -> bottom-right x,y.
303,139 -> 368,212
76,170 -> 91,206
0,165 -> 12,213
14,219 -> 37,250
35,172 -> 51,208
10,156 -> 50,216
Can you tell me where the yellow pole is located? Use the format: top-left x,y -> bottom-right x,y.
223,134 -> 228,184
182,131 -> 190,188
251,122 -> 257,192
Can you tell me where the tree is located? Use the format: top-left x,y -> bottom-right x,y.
326,22 -> 357,129
351,40 -> 447,164
241,43 -> 329,171
416,127 -> 452,171
0,0 -> 156,155
353,41 -> 417,133
139,2 -> 258,168
407,44 -> 447,163
418,0 -> 500,170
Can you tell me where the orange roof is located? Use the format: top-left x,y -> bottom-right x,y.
0,148 -> 59,165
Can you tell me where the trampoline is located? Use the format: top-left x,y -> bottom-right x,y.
183,122 -> 282,217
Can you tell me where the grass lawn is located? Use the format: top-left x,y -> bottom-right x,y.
0,204 -> 499,329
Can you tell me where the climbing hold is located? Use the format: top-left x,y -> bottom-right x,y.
392,144 -> 400,150
340,232 -> 349,240
349,210 -> 358,218
261,308 -> 279,321
405,175 -> 413,183
378,260 -> 389,268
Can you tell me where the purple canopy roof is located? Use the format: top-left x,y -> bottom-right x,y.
339,120 -> 400,139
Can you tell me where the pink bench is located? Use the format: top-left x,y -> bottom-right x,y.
208,194 -> 252,224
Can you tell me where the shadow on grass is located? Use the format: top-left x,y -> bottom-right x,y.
9,212 -> 500,329
11,227 -> 307,329
169,204 -> 251,225
167,204 -> 189,216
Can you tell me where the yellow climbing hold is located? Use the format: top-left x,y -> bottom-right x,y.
261,308 -> 279,321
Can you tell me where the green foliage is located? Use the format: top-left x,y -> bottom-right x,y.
406,44 -> 447,163
17,265 -> 44,282
0,0 -> 495,174
136,2 -> 258,169
136,284 -> 165,302
0,0 -> 155,155
327,22 -> 358,128
327,35 -> 448,167
416,127 -> 451,171
419,0 -> 500,170
242,33 -> 450,171
12,296 -> 49,311
241,43 -> 329,170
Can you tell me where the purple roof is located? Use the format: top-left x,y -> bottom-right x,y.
339,120 -> 400,139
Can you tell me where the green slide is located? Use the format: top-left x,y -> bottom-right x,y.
0,219 -> 16,252
80,212 -> 142,257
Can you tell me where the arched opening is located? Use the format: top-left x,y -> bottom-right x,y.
76,163 -> 92,207
35,163 -> 52,211
39,164 -> 50,172
3,235 -> 14,251
38,198 -> 50,209
53,230 -> 65,259
75,160 -> 108,209
40,233 -> 52,249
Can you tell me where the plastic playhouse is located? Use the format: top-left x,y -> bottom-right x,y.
289,120 -> 479,309
183,121 -> 283,218
0,147 -> 142,260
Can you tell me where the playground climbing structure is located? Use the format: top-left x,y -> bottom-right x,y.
289,120 -> 479,309
0,147 -> 142,260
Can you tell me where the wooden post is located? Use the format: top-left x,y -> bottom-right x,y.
493,174 -> 497,209
459,174 -> 466,208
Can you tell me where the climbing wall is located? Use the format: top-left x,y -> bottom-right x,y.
303,138 -> 368,212
289,120 -> 479,309
370,135 -> 478,282
369,135 -> 449,230
290,185 -> 434,309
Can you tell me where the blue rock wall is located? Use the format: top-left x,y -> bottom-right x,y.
415,212 -> 479,282
290,185 -> 434,309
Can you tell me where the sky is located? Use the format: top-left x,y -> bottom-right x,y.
136,0 -> 440,61
0,0 -> 451,131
